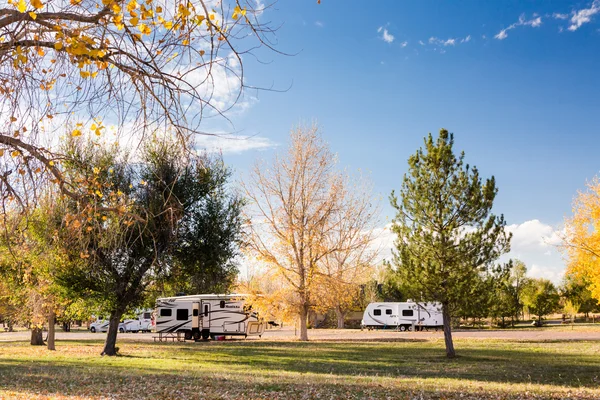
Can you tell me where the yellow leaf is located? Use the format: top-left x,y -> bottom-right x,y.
112,3 -> 121,13
163,20 -> 173,29
95,190 -> 103,198
182,39 -> 189,45
102,216 -> 107,221
17,0 -> 26,13
36,47 -> 44,56
11,150 -> 20,157
130,16 -> 139,26
30,0 -> 42,9
71,128 -> 82,137
54,42 -> 63,50
156,5 -> 162,12
28,11 -> 37,19
139,23 -> 151,35
49,160 -> 54,166
93,167 -> 100,174
0,149 -> 4,157
10,116 -> 17,122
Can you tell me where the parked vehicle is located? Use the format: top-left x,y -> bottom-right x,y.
89,319 -> 109,333
361,301 -> 443,331
119,311 -> 153,333
155,294 -> 266,340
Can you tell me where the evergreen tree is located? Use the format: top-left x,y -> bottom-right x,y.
390,129 -> 511,358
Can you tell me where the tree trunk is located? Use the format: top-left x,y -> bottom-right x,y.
102,311 -> 124,356
30,327 -> 44,346
298,305 -> 309,341
335,307 -> 345,329
47,312 -> 56,351
442,304 -> 456,358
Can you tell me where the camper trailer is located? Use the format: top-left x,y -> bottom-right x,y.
361,301 -> 443,331
155,294 -> 266,340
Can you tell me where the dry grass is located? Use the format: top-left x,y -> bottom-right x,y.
0,338 -> 599,399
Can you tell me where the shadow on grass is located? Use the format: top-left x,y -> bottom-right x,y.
1,340 -> 599,392
2,360 -> 591,400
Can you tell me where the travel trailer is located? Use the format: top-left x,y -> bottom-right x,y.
155,294 -> 266,340
361,301 -> 443,331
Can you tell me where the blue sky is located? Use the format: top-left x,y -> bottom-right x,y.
199,0 -> 600,283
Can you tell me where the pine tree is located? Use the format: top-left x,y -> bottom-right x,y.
390,129 -> 511,358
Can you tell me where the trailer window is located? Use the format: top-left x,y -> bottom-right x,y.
373,309 -> 381,316
143,313 -> 151,319
220,300 -> 225,308
385,309 -> 392,315
193,309 -> 198,317
176,309 -> 188,321
204,305 -> 209,316
402,310 -> 414,317
160,309 -> 171,317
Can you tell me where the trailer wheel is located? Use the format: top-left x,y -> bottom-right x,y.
202,330 -> 210,340
119,327 -> 124,333
90,327 -> 96,333
399,325 -> 407,332
184,331 -> 192,340
193,331 -> 201,341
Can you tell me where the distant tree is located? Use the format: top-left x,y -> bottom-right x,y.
390,129 -> 511,358
562,177 -> 600,303
560,274 -> 599,318
563,300 -> 580,326
0,200 -> 68,349
243,125 -> 379,340
508,260 -> 529,322
524,278 -> 560,325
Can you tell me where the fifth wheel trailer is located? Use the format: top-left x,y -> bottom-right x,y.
361,301 -> 443,331
155,294 -> 266,340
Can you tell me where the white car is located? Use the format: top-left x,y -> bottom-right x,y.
89,320 -> 110,333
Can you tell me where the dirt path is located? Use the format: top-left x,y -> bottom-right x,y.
2,326 -> 600,343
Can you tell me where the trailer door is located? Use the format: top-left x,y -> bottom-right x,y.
192,302 -> 200,330
201,301 -> 211,329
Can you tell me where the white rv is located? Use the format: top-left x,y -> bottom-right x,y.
155,294 -> 266,340
361,301 -> 443,331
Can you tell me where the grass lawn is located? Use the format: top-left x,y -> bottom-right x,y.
0,338 -> 599,399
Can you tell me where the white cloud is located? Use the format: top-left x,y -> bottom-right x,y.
400,41 -> 408,48
495,29 -> 509,40
371,219 -> 567,284
494,14 -> 543,40
461,35 -> 471,43
553,13 -> 569,20
418,40 -> 425,45
502,219 -> 566,284
315,21 -> 324,28
568,0 -> 600,31
378,27 -> 395,43
194,134 -> 276,154
428,37 -> 462,46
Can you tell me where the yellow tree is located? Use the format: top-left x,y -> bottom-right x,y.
0,0 -> 277,211
243,125 -> 379,340
313,177 -> 379,329
563,177 -> 600,301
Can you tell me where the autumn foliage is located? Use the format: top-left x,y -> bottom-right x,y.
563,177 -> 600,302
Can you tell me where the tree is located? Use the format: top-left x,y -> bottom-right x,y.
243,125 -> 379,340
562,179 -> 600,303
560,274 -> 599,318
523,278 -> 560,325
0,199 -> 68,349
0,0 -> 278,212
57,135 -> 243,355
165,155 -> 245,296
390,129 -> 511,358
508,260 -> 528,322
